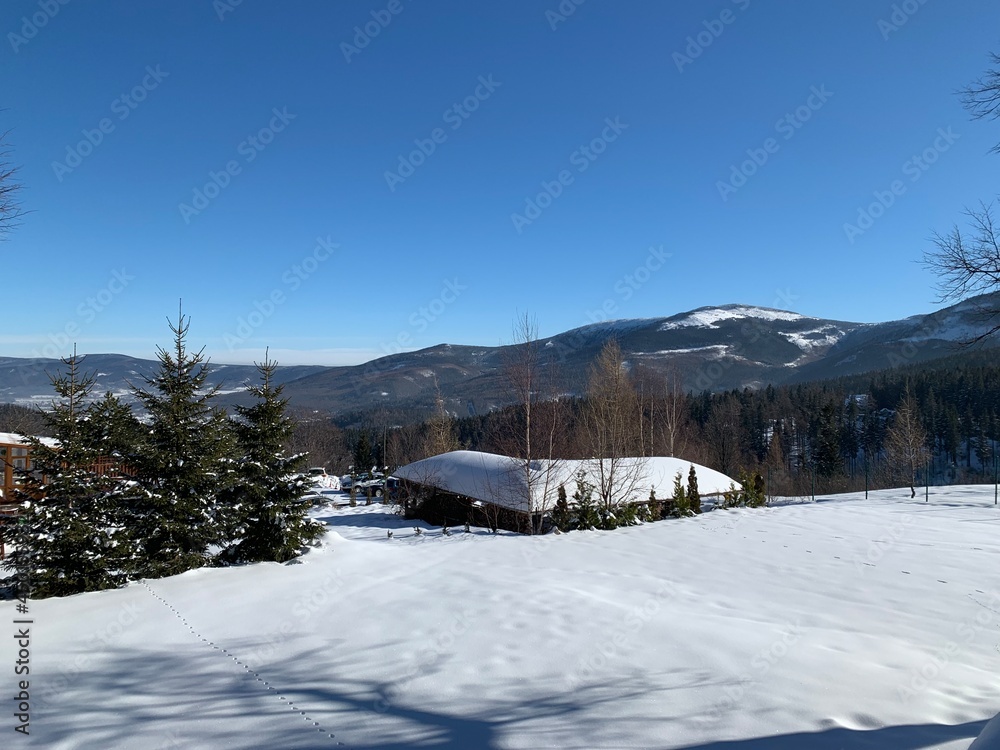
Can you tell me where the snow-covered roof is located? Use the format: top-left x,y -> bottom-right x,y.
0,432 -> 59,449
395,450 -> 741,513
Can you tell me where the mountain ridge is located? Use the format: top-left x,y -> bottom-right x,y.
2,295 -> 997,420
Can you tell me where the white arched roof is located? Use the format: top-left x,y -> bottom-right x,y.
395,450 -> 741,513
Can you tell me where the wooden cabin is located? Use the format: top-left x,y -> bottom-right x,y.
0,432 -> 56,559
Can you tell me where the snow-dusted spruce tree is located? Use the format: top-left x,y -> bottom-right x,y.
129,309 -> 235,578
218,354 -> 324,564
2,352 -> 134,597
687,464 -> 701,514
552,484 -> 572,531
572,471 -> 599,530
671,470 -> 688,516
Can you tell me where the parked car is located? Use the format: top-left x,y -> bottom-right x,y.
339,472 -> 371,491
306,467 -> 340,492
355,475 -> 399,499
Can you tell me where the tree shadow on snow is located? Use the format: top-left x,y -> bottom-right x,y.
673,720 -> 988,750
28,641 -> 990,750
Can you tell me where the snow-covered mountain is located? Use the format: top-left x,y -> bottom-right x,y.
1,295 -> 998,418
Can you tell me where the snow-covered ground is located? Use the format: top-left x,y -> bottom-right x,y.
3,487 -> 999,749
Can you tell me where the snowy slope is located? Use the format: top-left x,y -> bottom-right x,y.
2,488 -> 999,749
658,304 -> 807,330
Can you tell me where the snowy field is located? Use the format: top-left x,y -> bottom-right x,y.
3,487 -> 999,749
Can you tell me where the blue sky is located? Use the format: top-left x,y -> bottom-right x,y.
2,0 -> 999,365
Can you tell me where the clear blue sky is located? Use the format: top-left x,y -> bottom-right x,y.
3,0 -> 999,365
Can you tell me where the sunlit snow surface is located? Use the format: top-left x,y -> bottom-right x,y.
659,306 -> 806,330
3,487 -> 999,749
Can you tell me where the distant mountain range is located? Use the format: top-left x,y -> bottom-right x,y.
2,295 -> 998,421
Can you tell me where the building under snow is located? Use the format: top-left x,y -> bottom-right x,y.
394,450 -> 741,533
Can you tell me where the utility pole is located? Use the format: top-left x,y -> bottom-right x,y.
925,457 -> 929,502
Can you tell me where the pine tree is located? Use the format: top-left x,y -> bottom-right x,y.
671,470 -> 688,516
552,484 -> 572,531
130,308 -> 234,578
813,401 -> 843,478
2,352 -> 133,597
354,431 -> 374,476
644,487 -> 659,522
219,353 -> 324,564
572,471 -> 599,530
687,464 -> 701,514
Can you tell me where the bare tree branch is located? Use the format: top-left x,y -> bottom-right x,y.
923,200 -> 1000,343
960,52 -> 1000,152
0,128 -> 25,240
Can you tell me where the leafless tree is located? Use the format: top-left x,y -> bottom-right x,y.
0,129 -> 24,240
885,390 -> 930,498
494,313 -> 564,533
423,379 -> 459,458
660,368 -> 690,458
924,202 -> 1000,341
288,414 -> 348,471
704,397 -> 742,477
924,52 -> 1000,339
583,340 -> 646,512
961,51 -> 1000,153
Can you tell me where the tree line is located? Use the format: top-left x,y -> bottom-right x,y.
337,344 -> 1000,501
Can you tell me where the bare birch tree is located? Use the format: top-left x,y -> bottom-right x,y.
660,368 -> 690,457
496,313 -> 564,533
885,389 -> 930,498
584,340 -> 646,513
424,379 -> 459,458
